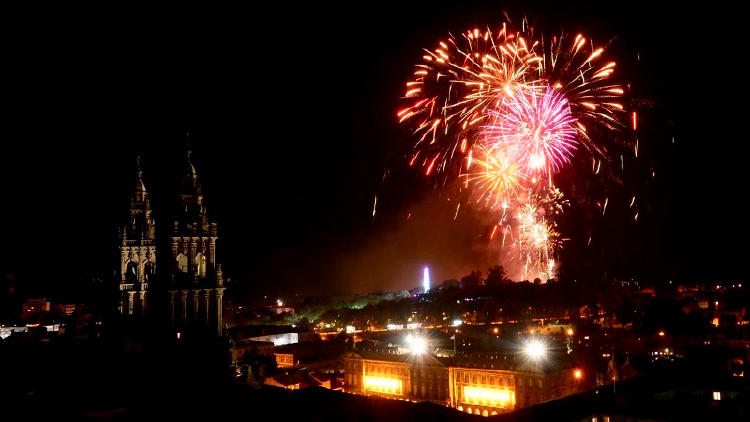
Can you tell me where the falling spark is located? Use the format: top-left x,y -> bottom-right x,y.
490,224 -> 498,240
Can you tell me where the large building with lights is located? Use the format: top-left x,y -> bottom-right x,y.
342,348 -> 582,416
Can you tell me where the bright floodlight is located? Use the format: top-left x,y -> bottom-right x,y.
410,337 -> 428,355
423,266 -> 431,293
524,339 -> 547,361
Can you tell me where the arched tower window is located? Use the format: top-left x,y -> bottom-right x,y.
125,260 -> 138,283
176,253 -> 188,273
144,261 -> 154,282
195,253 -> 207,277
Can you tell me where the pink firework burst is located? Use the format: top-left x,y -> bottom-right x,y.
483,86 -> 578,176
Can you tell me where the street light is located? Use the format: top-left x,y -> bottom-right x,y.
523,339 -> 547,361
410,337 -> 427,355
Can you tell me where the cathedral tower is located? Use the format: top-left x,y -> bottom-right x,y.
168,144 -> 224,336
118,157 -> 156,316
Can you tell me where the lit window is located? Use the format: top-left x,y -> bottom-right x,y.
463,386 -> 515,408
364,376 -> 403,396
713,391 -> 721,401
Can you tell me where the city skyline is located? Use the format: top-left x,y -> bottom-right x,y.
2,2 -> 748,421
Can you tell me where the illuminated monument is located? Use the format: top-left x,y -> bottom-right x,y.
423,266 -> 431,293
117,143 -> 224,336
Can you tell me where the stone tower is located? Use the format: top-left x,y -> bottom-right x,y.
118,156 -> 156,316
168,144 -> 224,336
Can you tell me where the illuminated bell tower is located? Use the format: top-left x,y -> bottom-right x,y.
168,142 -> 224,336
118,156 -> 156,316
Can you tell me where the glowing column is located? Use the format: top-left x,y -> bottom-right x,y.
423,266 -> 430,293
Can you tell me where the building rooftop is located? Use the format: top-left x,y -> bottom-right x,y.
349,347 -> 572,373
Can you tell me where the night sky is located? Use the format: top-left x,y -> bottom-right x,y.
2,2 -> 747,298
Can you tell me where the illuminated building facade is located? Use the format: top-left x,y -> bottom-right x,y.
343,350 -> 581,416
343,351 -> 449,402
276,353 -> 295,368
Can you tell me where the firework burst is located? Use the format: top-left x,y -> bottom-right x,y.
396,17 -> 631,282
513,199 -> 561,281
482,86 -> 578,176
463,144 -> 523,209
397,24 -> 543,178
541,32 -> 626,157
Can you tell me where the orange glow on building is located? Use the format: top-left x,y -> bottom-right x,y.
462,386 -> 515,408
364,376 -> 403,396
344,350 -> 583,415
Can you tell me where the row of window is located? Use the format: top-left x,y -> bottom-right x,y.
175,253 -> 208,276
365,363 -> 408,377
455,371 -> 515,387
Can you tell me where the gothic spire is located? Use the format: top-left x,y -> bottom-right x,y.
124,155 -> 155,242
175,134 -> 214,236
131,155 -> 149,207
